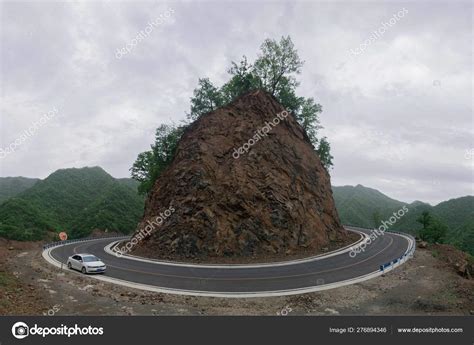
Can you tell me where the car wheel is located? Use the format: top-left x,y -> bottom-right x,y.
67,262 -> 72,269
81,267 -> 87,274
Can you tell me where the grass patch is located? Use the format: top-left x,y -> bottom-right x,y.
0,271 -> 13,287
433,286 -> 459,305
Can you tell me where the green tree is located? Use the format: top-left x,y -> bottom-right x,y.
316,137 -> 333,170
419,219 -> 448,243
458,223 -> 474,255
295,98 -> 322,144
416,211 -> 432,231
221,56 -> 261,102
417,211 -> 447,243
252,36 -> 303,95
130,124 -> 185,195
428,220 -> 448,243
188,78 -> 225,121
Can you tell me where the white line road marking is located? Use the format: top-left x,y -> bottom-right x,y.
41,230 -> 414,298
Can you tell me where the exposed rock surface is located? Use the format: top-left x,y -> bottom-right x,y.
131,90 -> 350,261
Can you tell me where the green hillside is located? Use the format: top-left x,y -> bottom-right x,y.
0,167 -> 145,240
332,184 -> 405,228
0,198 -> 54,240
332,185 -> 474,255
0,177 -> 39,204
116,178 -> 140,192
72,181 -> 145,238
431,196 -> 474,231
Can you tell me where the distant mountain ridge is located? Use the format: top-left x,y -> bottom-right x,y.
0,167 -> 144,240
332,184 -> 405,228
332,185 -> 474,255
0,177 -> 40,204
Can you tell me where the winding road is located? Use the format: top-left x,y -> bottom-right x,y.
42,227 -> 415,297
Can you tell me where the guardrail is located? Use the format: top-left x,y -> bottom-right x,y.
344,225 -> 416,272
380,230 -> 415,272
42,234 -> 130,250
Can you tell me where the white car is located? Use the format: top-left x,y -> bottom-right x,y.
67,254 -> 106,274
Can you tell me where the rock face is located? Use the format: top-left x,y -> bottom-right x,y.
131,90 -> 349,261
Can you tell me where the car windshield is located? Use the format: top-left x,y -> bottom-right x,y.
82,256 -> 99,262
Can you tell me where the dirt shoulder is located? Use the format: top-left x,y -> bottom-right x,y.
0,239 -> 50,315
0,239 -> 472,316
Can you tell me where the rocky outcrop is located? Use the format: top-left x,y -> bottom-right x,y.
131,90 -> 350,261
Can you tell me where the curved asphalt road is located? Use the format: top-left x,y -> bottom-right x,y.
45,227 -> 413,297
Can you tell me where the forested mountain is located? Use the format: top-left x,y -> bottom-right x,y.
0,167 -> 144,240
332,184 -> 405,228
0,177 -> 39,204
332,185 -> 473,254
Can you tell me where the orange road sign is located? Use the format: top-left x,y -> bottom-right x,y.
59,232 -> 68,241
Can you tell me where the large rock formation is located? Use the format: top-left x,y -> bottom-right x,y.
131,90 -> 350,261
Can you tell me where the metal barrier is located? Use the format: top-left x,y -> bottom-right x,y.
42,234 -> 129,251
379,230 -> 416,272
345,225 -> 416,272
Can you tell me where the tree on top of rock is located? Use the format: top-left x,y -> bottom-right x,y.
132,36 -> 333,195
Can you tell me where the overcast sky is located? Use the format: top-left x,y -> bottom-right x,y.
0,0 -> 472,205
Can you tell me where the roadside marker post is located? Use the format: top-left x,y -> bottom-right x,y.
59,232 -> 68,269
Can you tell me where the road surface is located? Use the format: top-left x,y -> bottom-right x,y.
43,227 -> 414,297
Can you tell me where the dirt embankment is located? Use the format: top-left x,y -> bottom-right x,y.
1,240 -> 472,316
